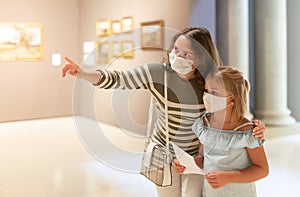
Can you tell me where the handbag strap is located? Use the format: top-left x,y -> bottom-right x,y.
164,67 -> 170,156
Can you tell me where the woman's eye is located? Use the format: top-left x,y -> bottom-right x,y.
211,91 -> 218,95
184,53 -> 193,59
184,53 -> 190,58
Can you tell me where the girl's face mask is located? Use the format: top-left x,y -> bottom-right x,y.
169,52 -> 194,74
203,92 -> 232,113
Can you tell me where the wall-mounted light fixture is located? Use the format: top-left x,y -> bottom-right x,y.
83,41 -> 96,66
51,53 -> 61,66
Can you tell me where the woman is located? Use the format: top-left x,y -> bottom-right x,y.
62,27 -> 265,197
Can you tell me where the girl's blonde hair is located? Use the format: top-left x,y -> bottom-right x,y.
208,66 -> 250,121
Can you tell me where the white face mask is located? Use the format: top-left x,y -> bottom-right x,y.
169,52 -> 194,74
203,92 -> 231,113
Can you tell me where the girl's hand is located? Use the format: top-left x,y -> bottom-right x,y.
205,171 -> 230,189
173,159 -> 186,174
62,57 -> 80,77
252,119 -> 266,139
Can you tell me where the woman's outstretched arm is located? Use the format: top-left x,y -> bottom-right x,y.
62,56 -> 101,84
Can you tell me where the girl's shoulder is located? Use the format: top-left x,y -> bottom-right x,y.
234,117 -> 255,132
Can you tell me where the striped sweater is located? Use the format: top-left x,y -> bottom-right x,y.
94,62 -> 206,156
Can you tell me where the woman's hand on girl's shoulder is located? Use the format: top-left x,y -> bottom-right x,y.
252,119 -> 266,140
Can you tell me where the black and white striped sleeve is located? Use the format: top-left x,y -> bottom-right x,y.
93,64 -> 153,90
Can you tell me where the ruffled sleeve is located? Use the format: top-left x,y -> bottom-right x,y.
192,115 -> 206,137
192,117 -> 265,151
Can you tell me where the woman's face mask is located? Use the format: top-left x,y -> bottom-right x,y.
169,52 -> 194,74
203,92 -> 231,113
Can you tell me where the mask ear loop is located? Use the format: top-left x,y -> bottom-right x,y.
225,94 -> 234,108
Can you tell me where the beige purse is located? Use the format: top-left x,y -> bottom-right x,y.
140,68 -> 172,186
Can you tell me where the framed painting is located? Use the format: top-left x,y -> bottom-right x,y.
140,20 -> 164,50
122,16 -> 133,33
0,23 -> 44,61
112,41 -> 121,57
112,20 -> 122,34
96,42 -> 110,63
96,19 -> 112,36
121,41 -> 134,58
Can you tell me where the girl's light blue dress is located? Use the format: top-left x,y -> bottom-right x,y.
192,113 -> 265,197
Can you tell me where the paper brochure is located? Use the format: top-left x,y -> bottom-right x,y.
172,142 -> 205,175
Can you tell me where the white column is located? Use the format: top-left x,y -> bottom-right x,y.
217,0 -> 249,78
216,0 -> 252,119
253,0 -> 295,125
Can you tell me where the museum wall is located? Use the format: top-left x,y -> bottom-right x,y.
76,0 -> 191,131
3,0 -> 297,125
0,0 -> 79,122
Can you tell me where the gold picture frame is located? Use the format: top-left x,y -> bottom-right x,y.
96,41 -> 110,63
112,20 -> 122,34
96,19 -> 112,37
140,20 -> 164,50
121,41 -> 134,58
122,16 -> 133,33
112,41 -> 121,57
0,23 -> 44,61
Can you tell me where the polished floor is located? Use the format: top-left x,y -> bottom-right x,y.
0,116 -> 299,197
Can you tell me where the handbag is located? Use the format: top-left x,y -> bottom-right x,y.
140,67 -> 172,186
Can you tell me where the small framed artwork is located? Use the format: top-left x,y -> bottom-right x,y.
121,41 -> 134,58
122,16 -> 133,33
96,42 -> 110,63
0,23 -> 44,61
140,20 -> 164,50
96,19 -> 111,36
112,41 -> 121,57
112,20 -> 122,34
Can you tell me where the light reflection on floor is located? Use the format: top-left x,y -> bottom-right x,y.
0,116 -> 299,197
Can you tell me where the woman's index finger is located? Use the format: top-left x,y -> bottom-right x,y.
64,56 -> 76,65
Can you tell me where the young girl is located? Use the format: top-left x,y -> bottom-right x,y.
174,66 -> 269,197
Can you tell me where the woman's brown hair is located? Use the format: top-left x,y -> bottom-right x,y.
164,27 -> 222,80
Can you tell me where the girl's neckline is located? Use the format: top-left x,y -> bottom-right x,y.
202,113 -> 254,132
